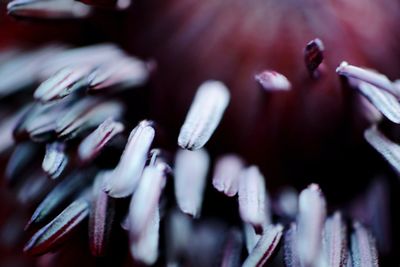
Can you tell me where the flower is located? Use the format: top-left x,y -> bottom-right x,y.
0,0 -> 399,266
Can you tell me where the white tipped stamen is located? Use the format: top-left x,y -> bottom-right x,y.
130,208 -> 160,265
174,149 -> 209,217
42,142 -> 68,179
350,222 -> 379,267
78,118 -> 124,162
242,224 -> 284,267
323,212 -> 348,267
364,125 -> 400,174
212,154 -> 244,197
254,70 -> 291,91
244,223 -> 261,254
296,184 -> 327,267
104,120 -> 155,198
336,62 -> 399,98
238,166 -> 271,233
128,163 -> 168,240
178,80 -> 230,150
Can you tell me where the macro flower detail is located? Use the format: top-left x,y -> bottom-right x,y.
0,0 -> 399,266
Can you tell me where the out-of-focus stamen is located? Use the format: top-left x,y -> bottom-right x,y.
238,166 -> 271,234
323,212 -> 348,267
254,70 -> 291,91
174,149 -> 209,218
42,142 -> 68,179
212,154 -> 244,197
220,228 -> 243,267
178,80 -> 230,150
350,222 -> 379,267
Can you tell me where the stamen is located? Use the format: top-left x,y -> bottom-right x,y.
78,118 -> 124,163
7,0 -> 92,19
323,212 -> 348,267
178,80 -> 230,150
238,166 -> 271,234
284,223 -> 301,267
350,222 -> 379,267
364,125 -> 400,174
254,70 -> 291,91
336,62 -> 399,98
104,120 -> 155,198
174,149 -> 209,217
128,162 -> 168,240
42,142 -> 68,179
24,199 -> 90,256
89,172 -> 115,257
296,184 -> 327,267
242,224 -> 284,267
212,154 -> 244,197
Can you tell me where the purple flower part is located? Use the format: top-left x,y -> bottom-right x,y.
357,97 -> 383,125
350,222 -> 379,267
178,80 -> 230,150
297,184 -> 327,267
104,120 -> 155,198
88,57 -> 149,91
254,70 -> 291,92
78,118 -> 124,163
364,125 -> 400,174
220,228 -> 243,267
238,166 -> 271,234
354,81 -> 400,124
212,154 -> 244,197
304,38 -> 324,75
284,223 -> 301,267
7,0 -> 92,19
0,111 -> 25,154
42,142 -> 68,179
34,65 -> 94,102
336,62 -> 399,98
26,170 -> 94,228
165,210 -> 192,267
174,148 -> 209,218
129,208 -> 160,265
242,224 -> 283,267
322,212 -> 348,267
89,171 -> 115,257
24,199 -> 90,256
56,98 -> 124,139
128,162 -> 168,240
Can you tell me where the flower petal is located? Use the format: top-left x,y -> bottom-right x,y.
212,154 -> 244,197
104,120 -> 155,198
174,148 -> 209,217
178,80 -> 230,150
